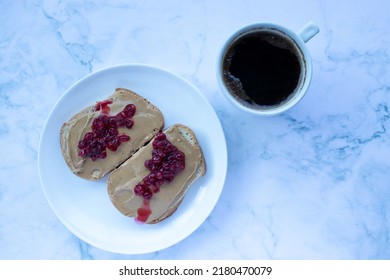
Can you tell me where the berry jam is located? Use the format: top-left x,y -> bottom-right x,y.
136,200 -> 152,223
134,132 -> 185,222
78,101 -> 136,161
95,99 -> 113,115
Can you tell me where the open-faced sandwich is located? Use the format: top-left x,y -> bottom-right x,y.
107,124 -> 206,224
60,88 -> 164,180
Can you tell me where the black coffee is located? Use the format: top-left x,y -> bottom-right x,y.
223,29 -> 302,107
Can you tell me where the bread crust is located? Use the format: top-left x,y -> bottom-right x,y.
60,88 -> 164,180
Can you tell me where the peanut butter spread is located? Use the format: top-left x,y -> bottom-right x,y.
61,90 -> 164,180
107,125 -> 203,224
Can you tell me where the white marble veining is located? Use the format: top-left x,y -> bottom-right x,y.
1,0 -> 390,259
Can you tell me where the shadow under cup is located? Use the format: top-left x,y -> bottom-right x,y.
218,25 -> 311,116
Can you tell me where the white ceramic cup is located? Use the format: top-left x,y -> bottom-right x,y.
217,21 -> 319,116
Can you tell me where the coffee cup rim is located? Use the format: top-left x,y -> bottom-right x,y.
217,22 -> 313,116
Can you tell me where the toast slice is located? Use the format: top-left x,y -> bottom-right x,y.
107,124 -> 206,224
60,88 -> 164,180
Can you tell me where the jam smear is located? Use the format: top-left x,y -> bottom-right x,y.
78,102 -> 136,161
95,99 -> 113,115
136,200 -> 152,223
134,132 -> 185,222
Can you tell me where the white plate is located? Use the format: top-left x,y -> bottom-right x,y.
38,64 -> 227,254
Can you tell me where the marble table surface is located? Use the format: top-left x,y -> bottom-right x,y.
1,0 -> 390,260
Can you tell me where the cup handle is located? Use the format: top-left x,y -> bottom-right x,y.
298,21 -> 319,43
